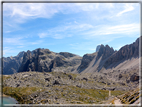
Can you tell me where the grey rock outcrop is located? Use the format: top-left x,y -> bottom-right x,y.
96,44 -> 114,60
130,73 -> 139,82
96,45 -> 101,52
2,51 -> 25,75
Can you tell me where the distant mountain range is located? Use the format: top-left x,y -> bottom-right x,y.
2,37 -> 140,75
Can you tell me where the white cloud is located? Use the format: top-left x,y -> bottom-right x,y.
37,22 -> 139,41
3,3 -> 139,35
3,3 -> 115,23
38,23 -> 94,39
4,3 -> 58,19
4,36 -> 43,47
116,4 -> 134,16
4,37 -> 25,45
83,23 -> 139,39
100,23 -> 139,35
75,3 -> 98,11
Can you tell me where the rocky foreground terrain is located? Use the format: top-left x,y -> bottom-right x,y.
2,69 -> 140,104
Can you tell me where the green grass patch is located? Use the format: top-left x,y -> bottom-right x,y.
3,86 -> 42,104
111,90 -> 126,97
52,85 -> 109,104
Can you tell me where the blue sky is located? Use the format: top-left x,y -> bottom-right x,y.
3,3 -> 140,57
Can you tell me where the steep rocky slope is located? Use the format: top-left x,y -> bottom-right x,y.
77,52 -> 97,73
75,44 -> 115,73
2,51 -> 24,75
104,37 -> 139,69
76,37 -> 139,74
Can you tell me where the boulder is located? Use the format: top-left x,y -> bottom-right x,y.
130,74 -> 139,82
68,75 -> 73,79
53,80 -> 60,85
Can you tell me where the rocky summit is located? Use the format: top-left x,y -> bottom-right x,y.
96,45 -> 101,52
2,36 -> 141,105
18,49 -> 82,73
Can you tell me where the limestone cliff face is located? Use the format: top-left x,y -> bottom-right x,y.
18,48 -> 82,73
97,44 -> 114,60
3,51 -> 24,75
104,38 -> 139,68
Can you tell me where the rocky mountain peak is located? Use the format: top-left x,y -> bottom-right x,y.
18,48 -> 82,73
96,45 -> 101,52
17,51 -> 25,58
97,44 -> 114,60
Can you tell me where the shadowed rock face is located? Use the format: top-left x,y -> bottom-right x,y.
97,44 -> 114,60
3,51 -> 25,75
18,49 -> 44,72
18,48 -> 82,73
78,54 -> 96,71
104,38 -> 139,68
96,45 -> 101,52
